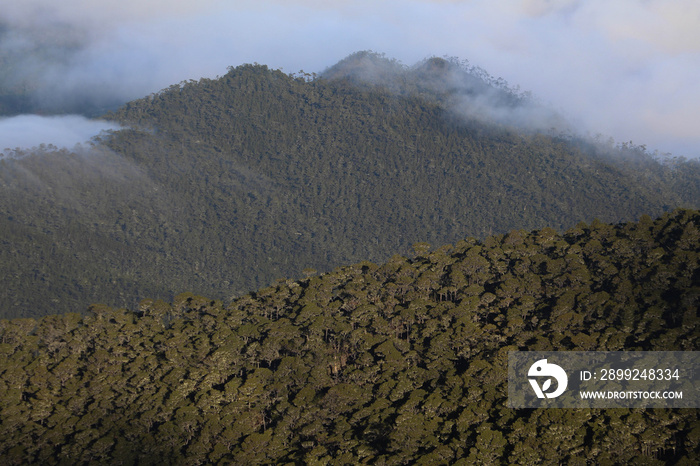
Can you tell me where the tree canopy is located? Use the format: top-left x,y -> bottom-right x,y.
0,209 -> 697,463
1,55 -> 698,318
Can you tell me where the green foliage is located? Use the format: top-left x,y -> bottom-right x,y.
1,57 -> 699,318
0,210 -> 698,463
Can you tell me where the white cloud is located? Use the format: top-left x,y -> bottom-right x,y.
0,115 -> 121,151
0,0 -> 698,157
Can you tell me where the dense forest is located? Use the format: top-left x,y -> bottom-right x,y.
0,210 -> 698,464
1,52 -> 699,318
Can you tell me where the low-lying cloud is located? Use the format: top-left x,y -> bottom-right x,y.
0,0 -> 698,157
0,115 -> 121,152
325,52 -> 573,135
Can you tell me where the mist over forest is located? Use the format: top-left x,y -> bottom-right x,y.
2,0 -> 700,158
0,13 -> 698,461
0,51 -> 698,319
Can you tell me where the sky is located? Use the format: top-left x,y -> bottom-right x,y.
0,0 -> 699,158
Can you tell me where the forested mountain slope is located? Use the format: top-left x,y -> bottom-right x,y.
0,210 -> 698,463
1,53 -> 699,318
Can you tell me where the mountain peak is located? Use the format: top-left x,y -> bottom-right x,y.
416,56 -> 452,73
320,50 -> 405,86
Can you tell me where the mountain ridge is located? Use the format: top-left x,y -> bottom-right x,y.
0,53 -> 698,318
0,209 -> 697,463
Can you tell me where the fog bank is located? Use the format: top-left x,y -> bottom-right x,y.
0,115 -> 121,152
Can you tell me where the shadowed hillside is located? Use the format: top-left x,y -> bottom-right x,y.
1,53 -> 698,318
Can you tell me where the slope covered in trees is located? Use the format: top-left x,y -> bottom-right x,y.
0,210 -> 698,463
1,52 -> 699,318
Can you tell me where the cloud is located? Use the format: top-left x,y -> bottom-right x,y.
0,0 -> 698,157
0,115 -> 121,152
